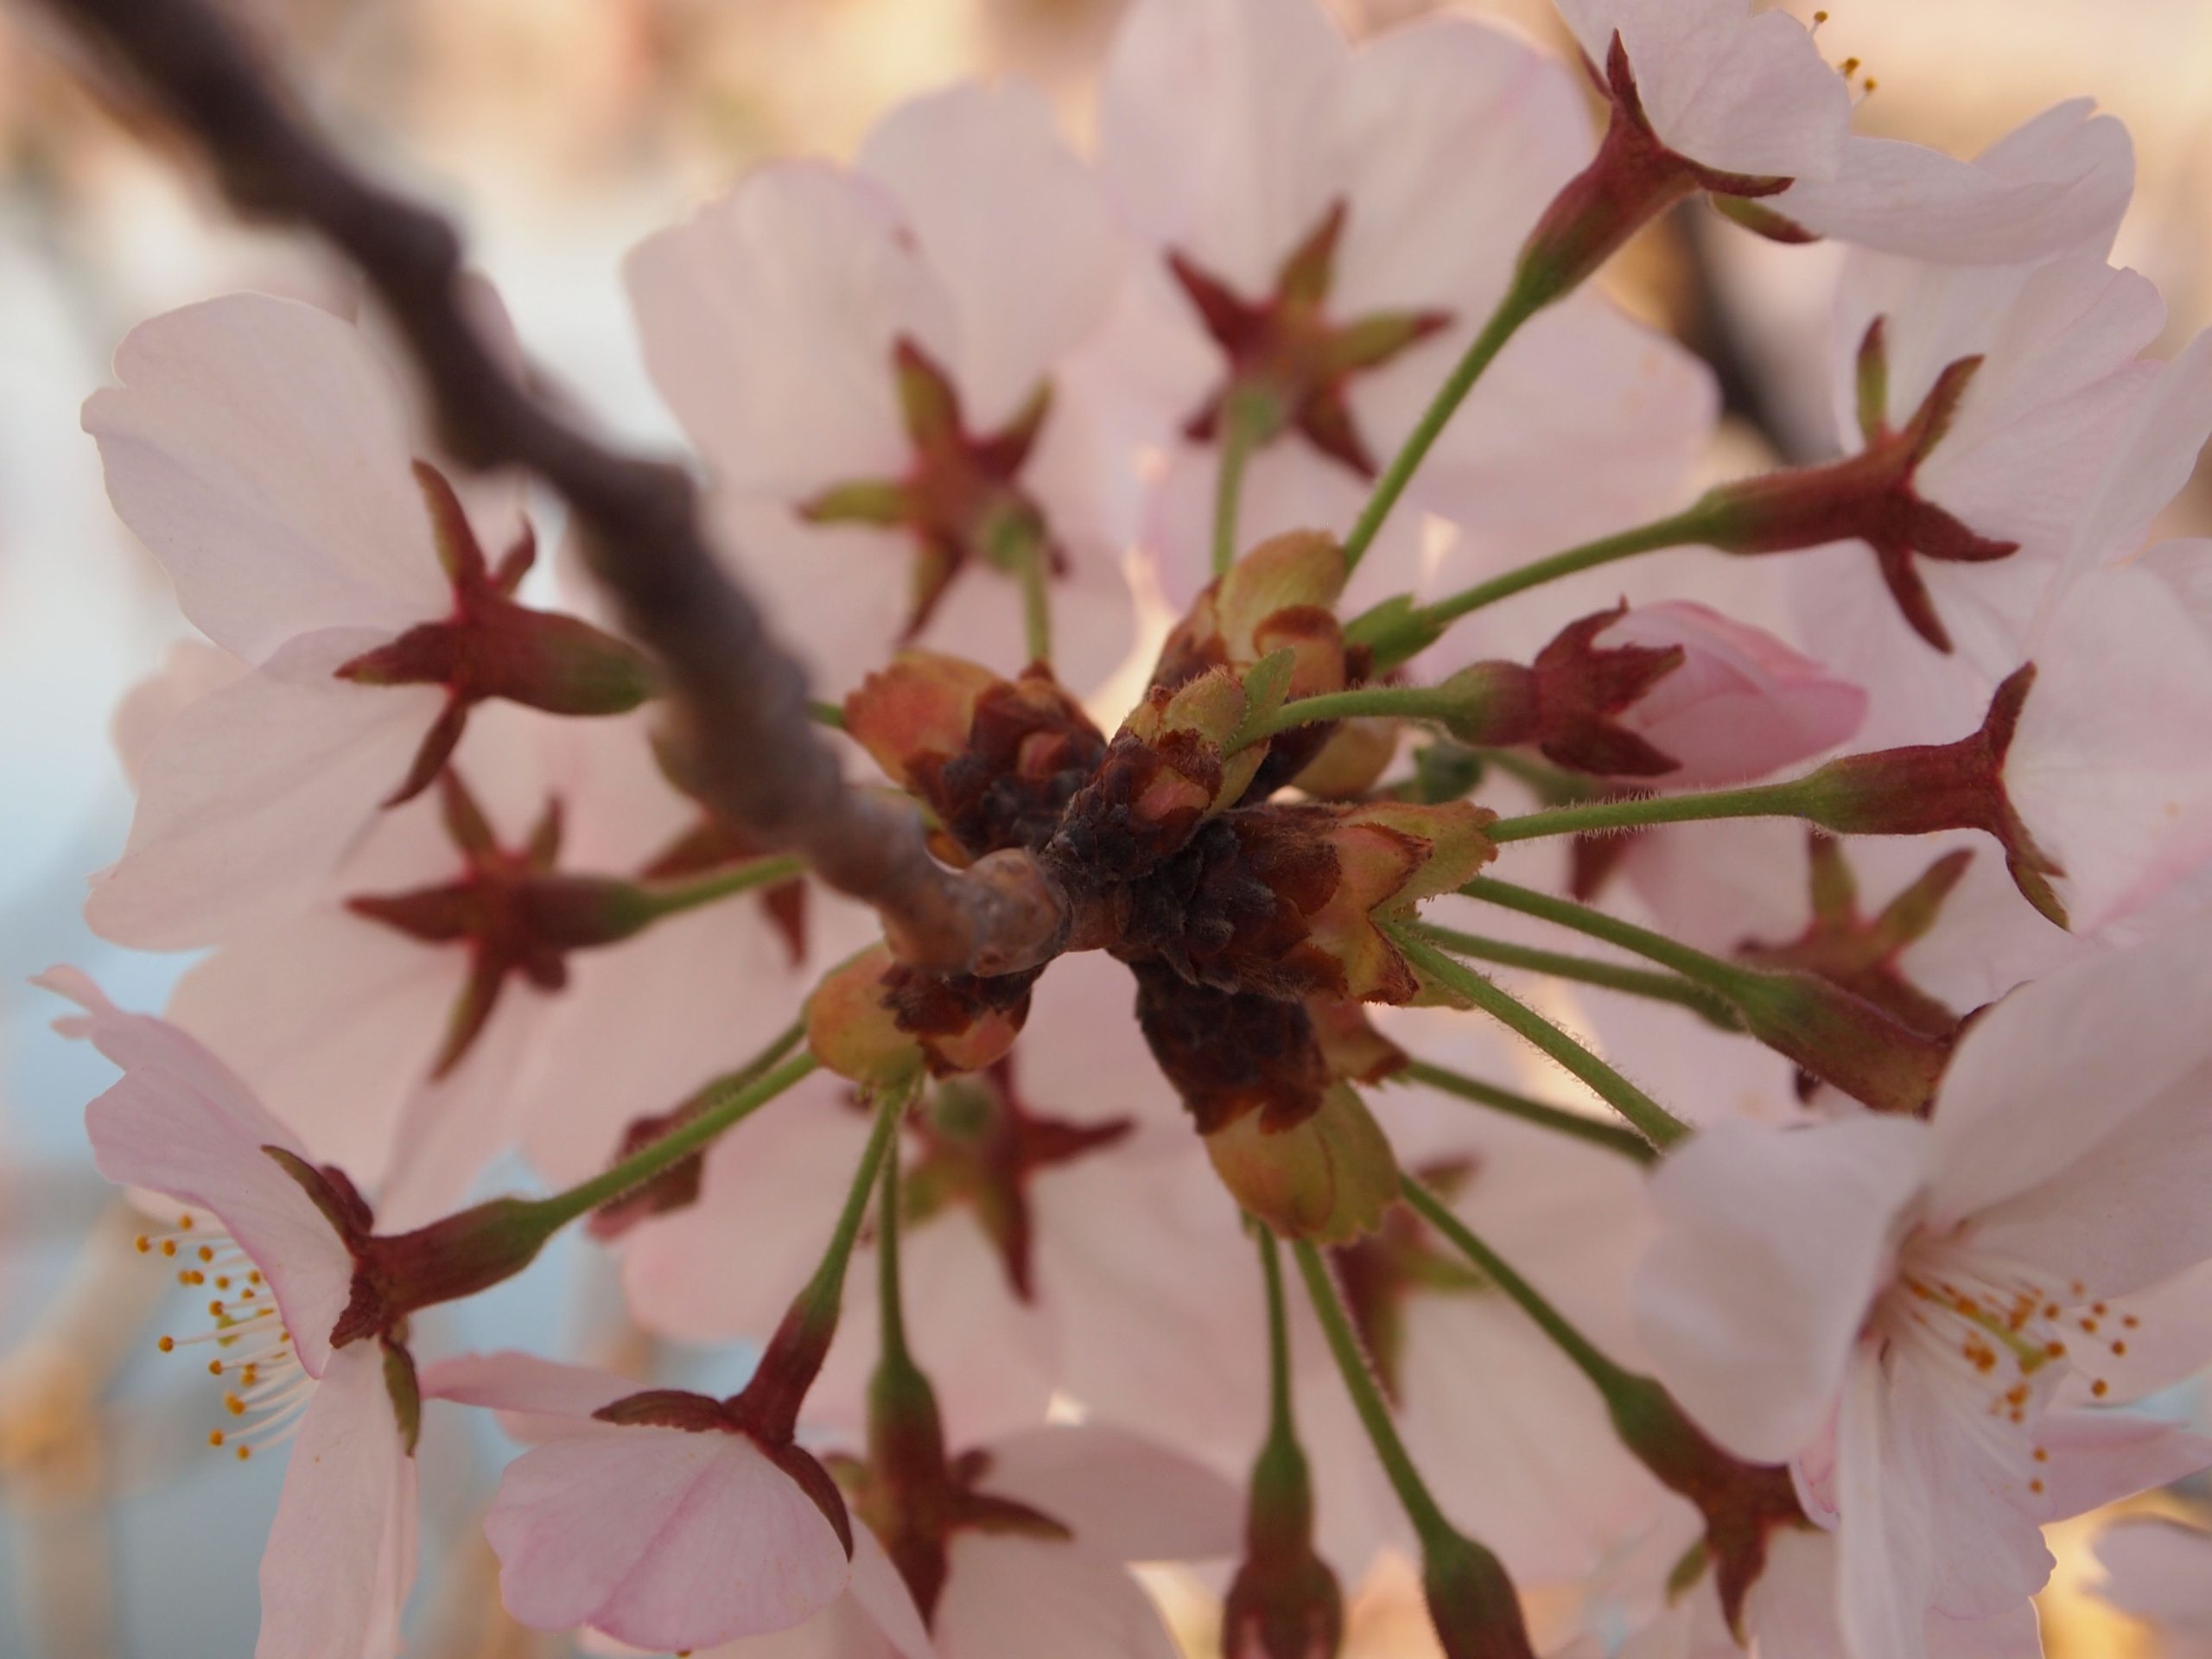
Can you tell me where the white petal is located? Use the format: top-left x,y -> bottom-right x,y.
85,628 -> 444,950
1096,0 -> 1345,296
969,1425 -> 1240,1565
255,1343 -> 418,1659
626,162 -> 956,498
84,294 -> 448,663
934,1534 -> 1181,1659
1637,1116 -> 1929,1462
1929,910 -> 2212,1227
860,82 -> 1126,429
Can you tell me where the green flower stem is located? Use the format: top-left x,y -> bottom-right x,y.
1258,1225 -> 1296,1450
876,1120 -> 917,1377
1414,922 -> 1742,1031
1456,875 -> 1755,995
1398,1176 -> 1635,1393
809,699 -> 846,730
1342,272 -> 1550,575
791,1082 -> 908,1329
1395,1058 -> 1656,1166
1214,391 -> 1270,577
1484,776 -> 1812,844
1018,534 -> 1054,666
639,855 -> 807,921
524,1050 -> 818,1230
1386,924 -> 1689,1150
1411,501 -> 1728,632
1291,1237 -> 1457,1549
1239,682 -> 1462,747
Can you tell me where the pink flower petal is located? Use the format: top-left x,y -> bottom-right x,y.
86,627 -> 445,950
934,1533 -> 1181,1659
970,1426 -> 1240,1565
486,1424 -> 850,1650
859,82 -> 1126,433
44,968 -> 353,1374
255,1342 -> 418,1659
83,293 -> 449,664
419,1351 -> 638,1442
1638,1116 -> 1929,1464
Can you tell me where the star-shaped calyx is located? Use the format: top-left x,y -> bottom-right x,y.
1738,833 -> 1972,1065
1704,317 -> 2019,651
1169,200 -> 1452,475
898,1057 -> 1133,1303
334,462 -> 658,805
346,770 -> 676,1076
799,339 -> 1065,640
1331,1158 -> 1490,1403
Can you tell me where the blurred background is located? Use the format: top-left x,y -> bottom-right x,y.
1,1 -> 2208,1654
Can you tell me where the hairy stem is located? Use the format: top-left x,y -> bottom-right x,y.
1343,275 -> 1548,574
1386,925 -> 1689,1149
1485,778 -> 1811,844
1414,922 -> 1741,1029
1395,1058 -> 1656,1165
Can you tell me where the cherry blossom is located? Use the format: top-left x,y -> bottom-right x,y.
626,82 -> 1140,694
425,1352 -> 859,1652
1093,0 -> 1716,613
42,967 -> 419,1659
81,292 -> 652,950
1637,916 -> 2212,1659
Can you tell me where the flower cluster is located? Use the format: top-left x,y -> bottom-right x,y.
51,1 -> 2212,1656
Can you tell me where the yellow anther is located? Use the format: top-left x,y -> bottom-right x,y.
156,1335 -> 175,1353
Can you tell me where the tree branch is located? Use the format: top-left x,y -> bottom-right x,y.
36,0 -> 1068,976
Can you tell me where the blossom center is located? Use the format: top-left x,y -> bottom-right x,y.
1166,200 -> 1452,477
139,1213 -> 307,1463
799,337 -> 1065,642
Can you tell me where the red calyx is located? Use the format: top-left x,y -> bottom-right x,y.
1516,35 -> 1795,302
1704,318 -> 2020,652
1604,1373 -> 1805,1638
1738,833 -> 1971,1060
333,461 -> 657,805
844,1358 -> 1073,1630
799,338 -> 1065,640
593,1384 -> 856,1560
1798,664 -> 2067,926
1224,1433 -> 1343,1659
345,771 -> 665,1076
1437,605 -> 1687,778
901,1057 -> 1134,1302
1169,199 -> 1452,477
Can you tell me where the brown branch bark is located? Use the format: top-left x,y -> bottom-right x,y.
35,0 -> 1069,976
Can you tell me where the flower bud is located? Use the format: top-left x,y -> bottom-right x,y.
1306,998 -> 1408,1085
1156,531 -> 1351,693
1207,1083 -> 1398,1244
805,944 -> 1030,1090
1304,802 -> 1497,1004
1581,603 -> 1866,787
1134,967 -> 1333,1135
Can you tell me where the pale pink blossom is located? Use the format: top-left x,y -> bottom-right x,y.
1557,3 -> 2129,265
159,701 -> 836,1227
1094,0 -> 1715,611
1553,0 -> 1851,186
1787,249 -> 2188,733
2090,1517 -> 2212,1652
1580,601 -> 1866,786
81,290 -> 640,950
1637,916 -> 2212,1659
425,1352 -> 856,1652
626,83 -> 1140,694
42,967 -> 419,1659
619,950 -> 1236,1449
